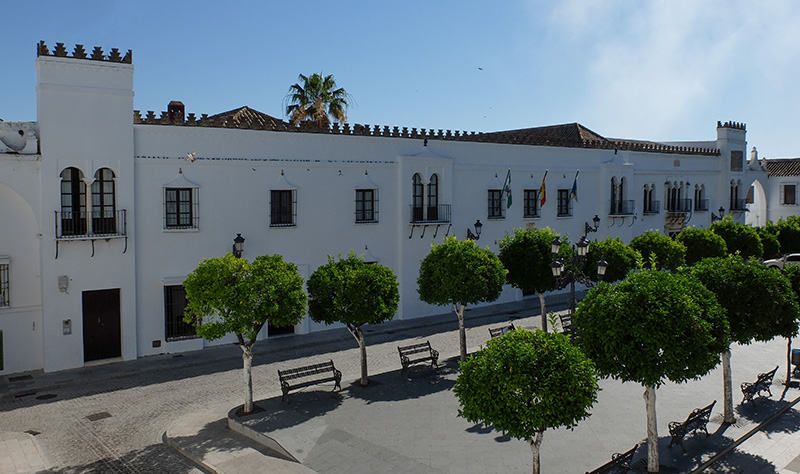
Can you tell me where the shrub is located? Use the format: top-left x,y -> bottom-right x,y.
629,230 -> 686,270
675,227 -> 728,265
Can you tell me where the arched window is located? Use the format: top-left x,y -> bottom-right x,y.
428,174 -> 439,221
694,184 -> 706,211
92,168 -> 116,234
60,167 -> 87,236
412,173 -> 424,221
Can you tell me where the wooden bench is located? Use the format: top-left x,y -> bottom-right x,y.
668,400 -> 715,451
488,323 -> 515,338
741,366 -> 778,403
585,444 -> 638,474
278,360 -> 342,402
398,341 -> 439,372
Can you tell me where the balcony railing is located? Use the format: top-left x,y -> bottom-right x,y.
695,199 -> 709,211
610,200 -> 635,216
643,200 -> 660,215
667,199 -> 693,213
410,204 -> 451,223
731,199 -> 747,212
56,210 -> 127,239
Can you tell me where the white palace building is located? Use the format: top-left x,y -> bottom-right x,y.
0,42 -> 777,375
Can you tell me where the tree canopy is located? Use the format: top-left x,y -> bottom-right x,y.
629,231 -> 686,270
775,216 -> 800,255
710,217 -> 763,259
498,227 -> 576,293
308,253 -> 399,328
285,73 -> 350,127
675,227 -> 728,265
757,225 -> 781,260
584,237 -> 639,281
184,253 -> 307,344
690,256 -> 799,343
418,236 -> 506,307
575,270 -> 729,387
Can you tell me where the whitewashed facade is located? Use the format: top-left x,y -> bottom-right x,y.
0,42 -> 769,374
745,157 -> 800,226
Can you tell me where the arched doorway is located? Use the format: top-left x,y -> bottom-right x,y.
746,179 -> 767,227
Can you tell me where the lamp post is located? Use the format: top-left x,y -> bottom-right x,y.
466,219 -> 483,240
550,235 -> 608,317
584,214 -> 601,237
232,233 -> 245,258
711,206 -> 725,222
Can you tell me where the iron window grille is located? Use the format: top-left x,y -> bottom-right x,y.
91,168 -> 116,234
164,188 -> 199,230
644,200 -> 660,215
557,189 -> 572,217
695,199 -> 709,211
730,150 -> 743,172
164,285 -> 197,341
270,190 -> 296,227
782,185 -> 797,205
55,210 -> 127,239
610,200 -> 635,215
60,167 -> 87,236
488,189 -> 504,219
410,204 -> 451,223
355,189 -> 378,223
524,189 -> 540,218
0,263 -> 8,307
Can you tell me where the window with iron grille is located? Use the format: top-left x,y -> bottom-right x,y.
165,188 -> 198,229
730,150 -> 743,172
524,189 -> 540,218
488,189 -> 504,219
0,262 -> 8,308
164,285 -> 196,340
92,168 -> 116,234
782,184 -> 796,205
60,167 -> 87,236
557,189 -> 571,216
270,190 -> 296,227
355,189 -> 378,223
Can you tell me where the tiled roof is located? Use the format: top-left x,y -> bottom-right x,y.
132,109 -> 720,156
765,158 -> 800,177
207,106 -> 288,130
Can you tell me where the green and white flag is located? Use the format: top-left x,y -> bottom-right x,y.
502,169 -> 512,208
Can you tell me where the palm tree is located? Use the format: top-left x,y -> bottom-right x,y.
285,73 -> 350,128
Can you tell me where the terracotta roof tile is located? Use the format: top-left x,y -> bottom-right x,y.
207,106 -> 288,130
766,158 -> 800,177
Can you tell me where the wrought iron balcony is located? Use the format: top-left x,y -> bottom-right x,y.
55,210 -> 127,239
643,200 -> 660,215
695,199 -> 709,211
609,200 -> 635,216
667,199 -> 693,213
731,199 -> 747,212
410,204 -> 451,223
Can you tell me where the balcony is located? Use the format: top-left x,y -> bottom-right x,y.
731,199 -> 747,212
667,199 -> 693,213
610,200 -> 635,216
410,204 -> 451,223
643,200 -> 660,215
695,199 -> 709,211
56,210 -> 127,240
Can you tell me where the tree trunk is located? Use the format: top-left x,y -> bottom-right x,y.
455,304 -> 467,361
538,293 -> 547,333
529,431 -> 544,474
359,331 -> 368,386
241,345 -> 254,414
644,385 -> 659,473
722,349 -> 735,424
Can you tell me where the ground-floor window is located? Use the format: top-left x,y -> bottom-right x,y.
164,285 -> 196,340
0,261 -> 9,307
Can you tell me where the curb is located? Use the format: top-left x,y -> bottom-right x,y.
226,405 -> 299,463
162,430 -> 217,474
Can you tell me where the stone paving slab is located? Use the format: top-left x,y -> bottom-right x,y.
0,431 -> 49,473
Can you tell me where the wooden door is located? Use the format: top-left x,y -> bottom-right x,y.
82,289 -> 121,362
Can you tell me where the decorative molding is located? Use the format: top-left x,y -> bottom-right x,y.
37,41 -> 132,64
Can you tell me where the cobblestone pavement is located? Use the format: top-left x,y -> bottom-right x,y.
0,299 -> 554,473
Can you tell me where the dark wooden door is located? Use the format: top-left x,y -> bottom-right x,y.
82,289 -> 121,362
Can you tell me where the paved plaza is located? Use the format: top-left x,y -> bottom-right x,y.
0,295 -> 799,473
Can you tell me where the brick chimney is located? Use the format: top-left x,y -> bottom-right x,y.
167,101 -> 185,123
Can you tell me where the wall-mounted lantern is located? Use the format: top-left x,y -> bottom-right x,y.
232,233 -> 245,258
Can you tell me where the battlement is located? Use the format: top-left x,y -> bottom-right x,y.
37,41 -> 132,64
132,110 -> 720,156
717,120 -> 746,131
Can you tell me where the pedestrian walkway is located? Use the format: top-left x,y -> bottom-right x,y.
0,431 -> 49,473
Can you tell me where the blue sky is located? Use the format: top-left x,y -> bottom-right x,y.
3,1 -> 800,157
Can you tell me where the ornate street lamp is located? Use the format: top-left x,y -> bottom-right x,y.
466,219 -> 483,240
549,234 -> 609,320
597,259 -> 608,277
551,236 -> 561,255
584,214 -> 601,236
711,206 -> 725,222
232,233 -> 245,258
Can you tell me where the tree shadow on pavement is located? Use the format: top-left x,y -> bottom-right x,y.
735,397 -> 797,434
345,360 -> 457,405
41,442 -> 199,474
239,388 -> 345,433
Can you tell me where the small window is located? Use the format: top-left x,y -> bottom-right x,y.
270,190 -> 296,227
355,189 -> 378,223
557,189 -> 571,217
783,185 -> 796,205
165,188 -> 197,229
488,189 -> 504,219
0,262 -> 8,307
164,285 -> 196,341
730,150 -> 743,172
524,189 -> 539,218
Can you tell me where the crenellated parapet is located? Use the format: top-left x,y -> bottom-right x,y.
37,41 -> 132,64
132,109 -> 720,156
717,120 -> 746,131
